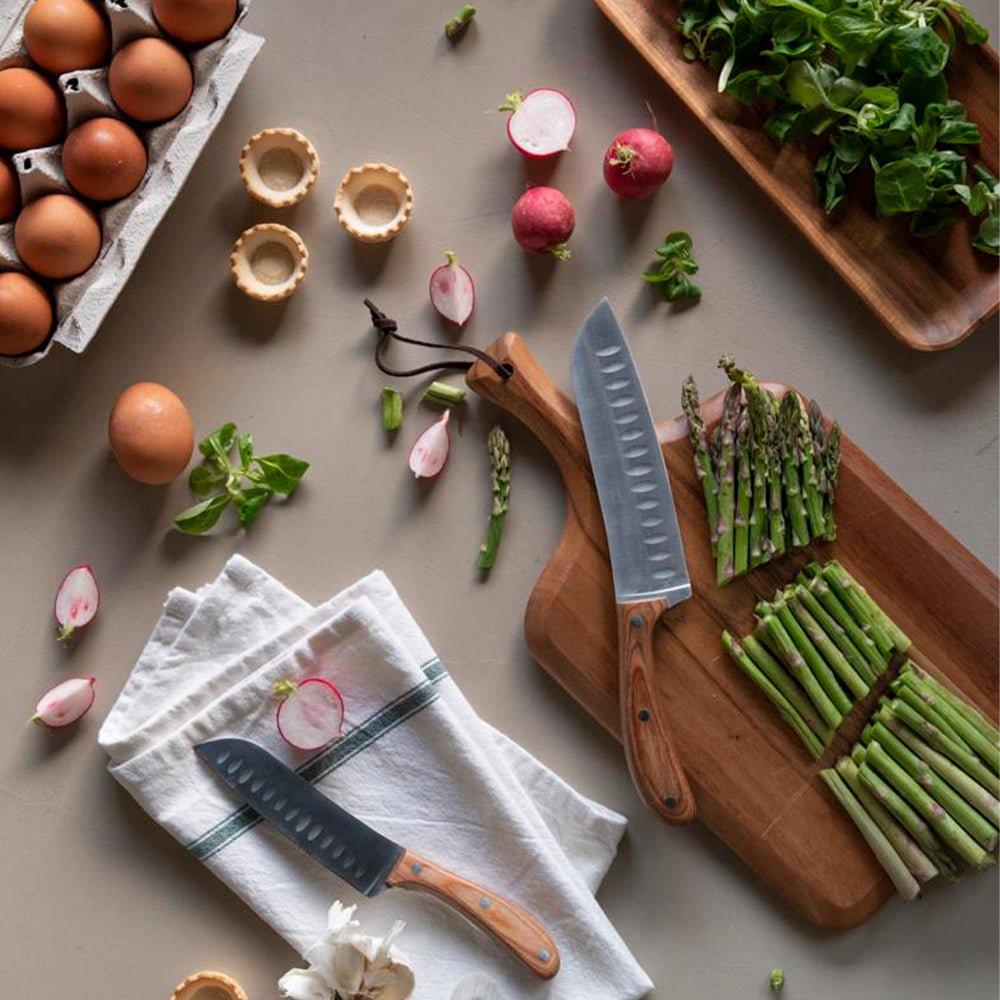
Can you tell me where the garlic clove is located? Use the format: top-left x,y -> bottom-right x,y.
330,942 -> 367,995
278,968 -> 331,1000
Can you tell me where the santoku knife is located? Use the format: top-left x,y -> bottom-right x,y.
570,299 -> 696,824
195,738 -> 560,978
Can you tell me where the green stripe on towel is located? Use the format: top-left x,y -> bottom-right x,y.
187,659 -> 447,861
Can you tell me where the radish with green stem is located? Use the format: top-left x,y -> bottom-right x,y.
603,127 -> 674,199
511,186 -> 574,260
54,564 -> 99,642
275,678 -> 345,751
499,88 -> 575,157
429,251 -> 475,326
32,676 -> 96,729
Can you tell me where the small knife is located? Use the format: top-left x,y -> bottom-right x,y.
570,299 -> 696,824
195,738 -> 560,979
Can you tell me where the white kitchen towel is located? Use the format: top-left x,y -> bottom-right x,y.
99,556 -> 653,999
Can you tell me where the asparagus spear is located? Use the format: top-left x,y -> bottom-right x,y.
791,581 -> 876,686
822,421 -> 841,541
821,769 -> 921,900
901,662 -> 999,745
836,758 -> 938,883
794,393 -> 826,538
827,561 -> 910,654
778,392 -> 810,547
763,390 -> 787,559
734,409 -> 752,576
682,375 -> 719,556
714,383 -> 740,585
893,681 -> 974,753
801,572 -> 885,674
723,631 -> 825,757
476,425 -> 510,571
820,563 -> 894,657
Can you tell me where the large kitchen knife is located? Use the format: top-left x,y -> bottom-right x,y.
570,299 -> 696,824
194,738 -> 560,978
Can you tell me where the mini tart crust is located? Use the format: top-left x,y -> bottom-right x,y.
239,127 -> 319,208
334,163 -> 413,243
170,970 -> 247,1000
230,223 -> 308,302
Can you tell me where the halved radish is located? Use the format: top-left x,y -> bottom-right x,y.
409,410 -> 451,479
500,88 -> 575,157
275,677 -> 345,751
32,676 -> 96,729
429,251 -> 475,326
54,564 -> 100,642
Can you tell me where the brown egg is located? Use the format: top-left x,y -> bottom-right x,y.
15,193 -> 102,280
108,382 -> 194,485
109,38 -> 193,123
0,271 -> 53,355
152,0 -> 237,46
0,67 -> 65,151
0,154 -> 20,222
23,0 -> 110,75
62,118 -> 147,202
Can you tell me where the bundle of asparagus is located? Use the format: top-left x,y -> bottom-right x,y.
682,359 -> 841,586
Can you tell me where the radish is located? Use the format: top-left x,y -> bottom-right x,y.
603,127 -> 674,199
429,251 -> 475,326
500,88 -> 576,158
409,410 -> 451,478
54,564 -> 100,642
32,676 -> 96,729
511,186 -> 574,260
275,677 -> 345,751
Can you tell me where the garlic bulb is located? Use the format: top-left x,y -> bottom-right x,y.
279,901 -> 415,1000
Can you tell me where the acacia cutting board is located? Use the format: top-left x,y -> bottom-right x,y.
468,334 -> 999,928
593,0 -> 1000,351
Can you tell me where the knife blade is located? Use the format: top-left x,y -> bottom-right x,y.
571,298 -> 696,824
195,738 -> 560,978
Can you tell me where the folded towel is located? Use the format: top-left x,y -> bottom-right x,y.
99,556 -> 652,999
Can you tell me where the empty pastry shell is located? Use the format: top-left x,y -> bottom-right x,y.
334,163 -> 413,243
170,970 -> 247,1000
231,223 -> 308,302
239,128 -> 319,208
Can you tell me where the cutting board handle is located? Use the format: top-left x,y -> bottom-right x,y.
386,848 -> 560,979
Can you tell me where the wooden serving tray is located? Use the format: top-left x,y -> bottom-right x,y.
593,0 -> 1000,351
468,334 -> 999,928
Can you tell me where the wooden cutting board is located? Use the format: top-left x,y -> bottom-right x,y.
468,334 -> 1000,928
593,0 -> 1000,351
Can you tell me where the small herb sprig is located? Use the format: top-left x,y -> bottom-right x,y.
174,423 -> 309,535
642,231 -> 702,301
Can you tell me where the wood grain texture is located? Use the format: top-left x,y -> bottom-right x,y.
386,848 -> 560,979
593,0 -> 1000,351
618,599 -> 698,823
468,334 -> 1000,928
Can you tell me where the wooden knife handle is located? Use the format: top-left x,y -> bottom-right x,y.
386,848 -> 560,979
618,600 -> 697,824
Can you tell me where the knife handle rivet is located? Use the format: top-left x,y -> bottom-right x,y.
638,709 -> 650,722
480,897 -> 491,909
630,615 -> 643,628
411,862 -> 423,875
538,950 -> 551,962
664,795 -> 678,808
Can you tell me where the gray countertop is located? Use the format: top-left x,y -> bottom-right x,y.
1,1 -> 997,997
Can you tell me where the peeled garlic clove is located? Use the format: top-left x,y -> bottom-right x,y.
32,676 -> 96,729
278,968 -> 331,1000
408,410 -> 451,479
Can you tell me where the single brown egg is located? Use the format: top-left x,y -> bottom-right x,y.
0,67 -> 65,151
108,382 -> 194,485
0,271 -> 54,355
15,193 -> 102,280
109,38 -> 193,123
23,0 -> 110,75
152,0 -> 237,46
0,154 -> 20,222
62,117 -> 147,202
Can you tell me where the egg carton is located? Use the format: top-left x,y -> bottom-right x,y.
0,0 -> 263,367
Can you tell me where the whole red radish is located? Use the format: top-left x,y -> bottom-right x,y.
500,88 -> 576,158
511,186 -> 575,260
603,127 -> 674,199
429,251 -> 475,326
275,677 -> 345,751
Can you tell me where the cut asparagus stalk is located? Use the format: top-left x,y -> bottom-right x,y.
722,631 -> 825,758
783,587 -> 869,700
822,421 -> 841,541
755,615 -> 842,729
682,375 -> 719,557
820,769 -> 921,900
476,425 -> 511,571
901,662 -> 999,745
889,698 -> 1000,798
792,582 -> 876,686
778,392 -> 810,547
734,409 -> 752,577
714,383 -> 740,585
836,758 -> 938,883
868,722 -> 998,851
794,393 -> 826,538
802,572 -> 885,674
863,741 -> 991,869
893,681 -> 974,754
820,563 -> 894,657
828,561 -> 911,655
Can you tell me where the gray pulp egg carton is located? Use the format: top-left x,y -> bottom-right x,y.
0,0 -> 263,367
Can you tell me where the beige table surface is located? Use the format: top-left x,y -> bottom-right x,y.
2,1 -> 998,997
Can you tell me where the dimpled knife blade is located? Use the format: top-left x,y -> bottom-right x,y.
570,298 -> 691,607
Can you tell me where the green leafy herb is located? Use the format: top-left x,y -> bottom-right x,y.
173,423 -> 309,535
677,0 -> 996,255
445,4 -> 476,41
642,231 -> 702,301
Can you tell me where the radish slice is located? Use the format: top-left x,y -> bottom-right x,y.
501,88 -> 576,157
54,565 -> 100,642
32,676 -> 96,729
275,678 -> 345,751
408,410 -> 451,479
429,251 -> 475,326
